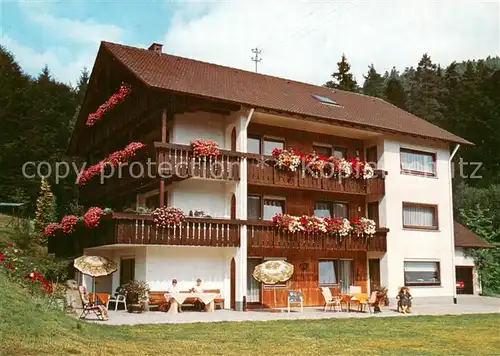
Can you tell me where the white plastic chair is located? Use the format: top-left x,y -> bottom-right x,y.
321,287 -> 342,312
107,294 -> 127,311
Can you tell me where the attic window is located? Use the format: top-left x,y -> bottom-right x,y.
312,94 -> 339,106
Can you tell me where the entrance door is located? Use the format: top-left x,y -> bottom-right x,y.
247,258 -> 262,302
120,258 -> 135,286
369,259 -> 381,292
339,260 -> 353,294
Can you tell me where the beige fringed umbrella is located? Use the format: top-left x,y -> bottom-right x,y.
253,260 -> 294,310
74,255 -> 117,295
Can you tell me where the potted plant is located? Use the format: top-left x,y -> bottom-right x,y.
123,280 -> 150,313
373,285 -> 389,306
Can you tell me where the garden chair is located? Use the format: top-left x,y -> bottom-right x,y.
287,290 -> 304,313
357,291 -> 378,314
321,287 -> 342,312
78,286 -> 109,321
107,291 -> 127,311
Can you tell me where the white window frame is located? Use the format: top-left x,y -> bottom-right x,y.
400,147 -> 437,177
404,260 -> 441,286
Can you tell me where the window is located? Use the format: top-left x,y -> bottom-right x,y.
366,146 -> 378,165
145,195 -> 160,210
318,259 -> 353,293
248,135 -> 261,154
247,135 -> 285,156
312,94 -> 339,106
247,195 -> 262,220
312,144 -> 345,158
404,261 -> 441,286
367,201 -> 379,226
319,260 -> 338,286
314,201 -> 348,218
263,138 -> 284,156
313,145 -> 332,157
400,148 -> 436,177
263,198 -> 285,220
248,195 -> 285,220
403,202 -> 438,230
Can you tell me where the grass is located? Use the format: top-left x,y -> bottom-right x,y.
1,274 -> 500,355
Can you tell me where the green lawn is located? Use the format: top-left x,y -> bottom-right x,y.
1,273 -> 500,356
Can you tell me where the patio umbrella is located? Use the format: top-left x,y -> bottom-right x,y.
74,255 -> 117,297
252,260 -> 294,310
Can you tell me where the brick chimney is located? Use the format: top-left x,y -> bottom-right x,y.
148,42 -> 163,54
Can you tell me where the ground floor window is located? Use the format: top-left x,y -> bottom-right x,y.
318,259 -> 353,293
404,261 -> 440,286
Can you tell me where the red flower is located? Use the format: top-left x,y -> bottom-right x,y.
0,252 -> 4,262
44,223 -> 61,237
77,142 -> 145,185
83,207 -> 105,228
86,83 -> 131,126
190,139 -> 220,158
61,215 -> 78,234
7,242 -> 12,247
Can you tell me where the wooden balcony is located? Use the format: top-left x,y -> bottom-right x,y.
247,221 -> 388,252
247,157 -> 385,195
155,142 -> 241,181
48,213 -> 241,257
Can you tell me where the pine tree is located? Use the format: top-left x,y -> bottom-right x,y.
362,64 -> 385,98
324,54 -> 358,92
76,67 -> 89,103
384,78 -> 407,109
34,178 -> 57,232
408,53 -> 445,124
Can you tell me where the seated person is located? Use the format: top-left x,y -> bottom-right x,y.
396,286 -> 413,313
166,279 -> 182,312
190,278 -> 205,311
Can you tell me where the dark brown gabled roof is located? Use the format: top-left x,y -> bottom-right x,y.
101,41 -> 471,145
454,222 -> 492,248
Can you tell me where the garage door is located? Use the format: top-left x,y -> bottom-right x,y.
456,266 -> 474,294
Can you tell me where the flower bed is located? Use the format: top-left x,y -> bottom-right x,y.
271,148 -> 374,179
76,142 -> 145,185
191,139 -> 220,158
273,213 -> 376,237
86,83 -> 131,126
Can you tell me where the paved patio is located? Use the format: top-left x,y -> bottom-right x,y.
85,295 -> 500,325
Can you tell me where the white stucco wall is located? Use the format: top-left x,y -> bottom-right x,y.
170,111 -> 228,149
168,179 -> 235,218
145,246 -> 236,309
454,247 -> 475,266
378,136 -> 455,300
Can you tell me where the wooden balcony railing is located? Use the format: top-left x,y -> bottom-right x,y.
48,213 -> 388,256
155,142 -> 241,181
48,213 -> 241,256
247,220 -> 388,252
247,157 -> 386,195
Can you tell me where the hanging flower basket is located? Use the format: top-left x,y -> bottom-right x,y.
152,206 -> 185,228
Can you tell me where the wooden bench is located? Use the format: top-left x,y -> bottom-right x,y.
148,290 -> 225,311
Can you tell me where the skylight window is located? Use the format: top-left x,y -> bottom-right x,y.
312,94 -> 339,106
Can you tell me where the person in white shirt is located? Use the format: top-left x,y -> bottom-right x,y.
192,278 -> 205,311
166,279 -> 182,312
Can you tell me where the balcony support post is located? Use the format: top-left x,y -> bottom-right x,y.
159,107 -> 168,207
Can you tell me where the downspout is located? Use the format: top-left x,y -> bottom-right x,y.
449,143 -> 460,304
